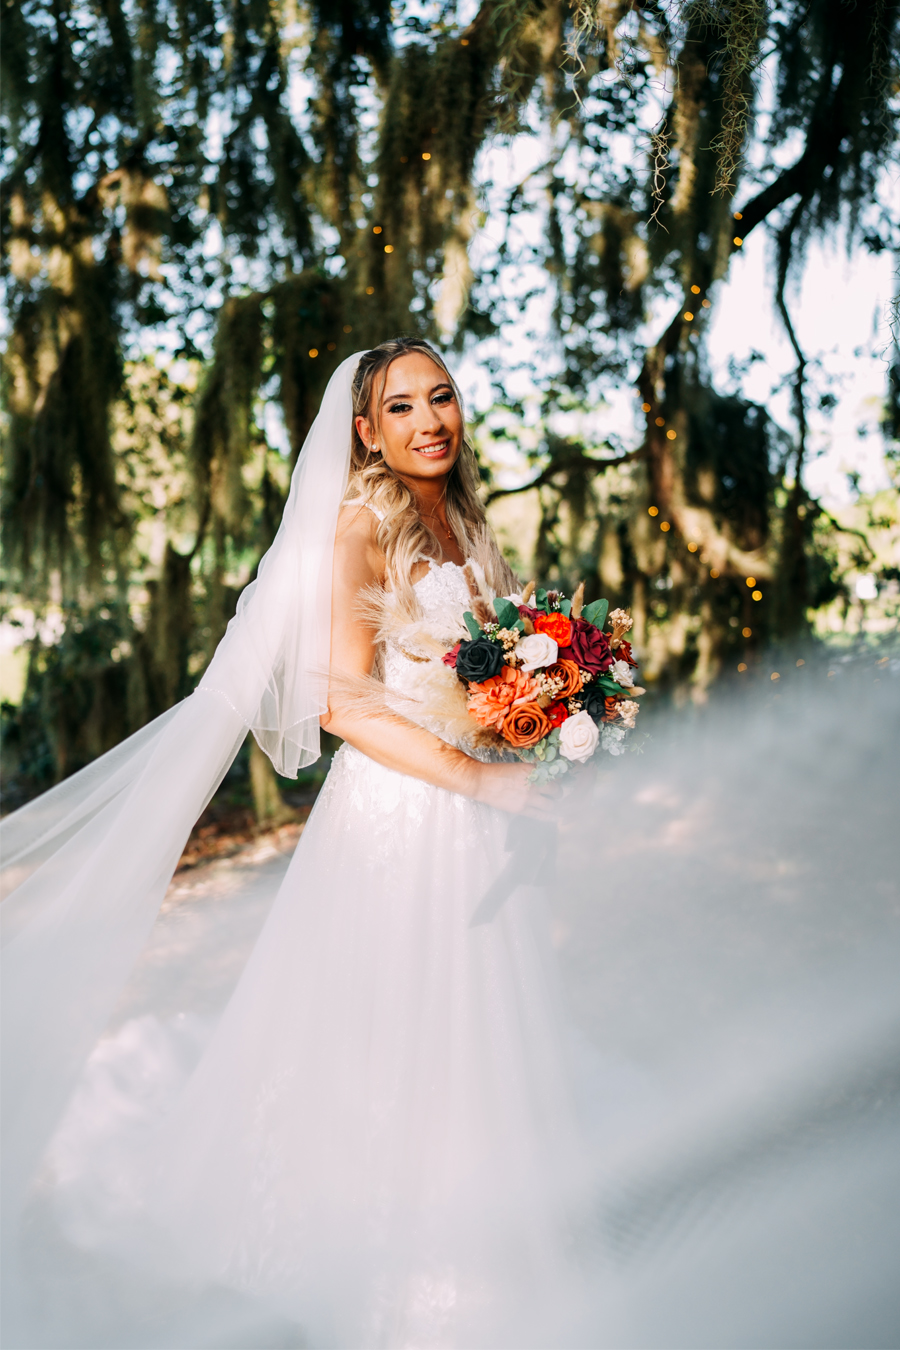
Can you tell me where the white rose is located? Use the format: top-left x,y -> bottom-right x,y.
558,710 -> 599,763
516,632 -> 558,672
504,592 -> 524,606
609,659 -> 634,688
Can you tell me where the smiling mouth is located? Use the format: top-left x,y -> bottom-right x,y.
413,440 -> 451,458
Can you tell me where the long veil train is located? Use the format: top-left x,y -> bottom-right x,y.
1,353 -> 367,1270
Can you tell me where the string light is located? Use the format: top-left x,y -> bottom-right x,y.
422,152 -> 431,160
327,342 -> 336,351
343,324 -> 353,333
400,156 -> 408,163
734,211 -> 743,220
687,541 -> 698,552
742,626 -> 752,638
733,236 -> 743,247
746,576 -> 756,587
770,672 -> 780,681
684,312 -> 694,321
701,299 -> 711,308
655,416 -> 665,426
738,662 -> 747,672
373,225 -> 382,234
666,429 -> 676,440
710,568 -> 720,578
648,506 -> 659,517
752,589 -> 762,601
460,37 -> 469,45
384,244 -> 394,253
365,286 -> 374,295
641,402 -> 651,412
660,521 -> 671,532
796,658 -> 805,667
308,348 -> 318,358
690,285 -> 701,294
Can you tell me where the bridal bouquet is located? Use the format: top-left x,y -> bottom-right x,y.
442,579 -> 643,783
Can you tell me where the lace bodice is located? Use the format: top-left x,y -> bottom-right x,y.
381,559 -> 471,698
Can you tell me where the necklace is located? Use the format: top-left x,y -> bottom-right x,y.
430,513 -> 454,542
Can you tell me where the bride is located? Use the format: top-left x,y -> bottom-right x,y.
2,339 -> 595,1349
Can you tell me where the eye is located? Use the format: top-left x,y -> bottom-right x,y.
432,390 -> 454,405
387,401 -> 412,414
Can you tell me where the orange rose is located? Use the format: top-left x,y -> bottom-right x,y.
467,666 -> 538,731
544,658 -> 581,698
534,611 -> 572,646
501,700 -> 551,748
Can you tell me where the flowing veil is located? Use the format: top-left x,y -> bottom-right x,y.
0,352 -> 368,1259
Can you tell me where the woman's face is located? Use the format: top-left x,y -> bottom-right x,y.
355,352 -> 463,490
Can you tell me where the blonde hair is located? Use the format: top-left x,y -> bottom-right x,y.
347,337 -> 517,610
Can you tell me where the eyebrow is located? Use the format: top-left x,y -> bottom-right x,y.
381,382 -> 453,406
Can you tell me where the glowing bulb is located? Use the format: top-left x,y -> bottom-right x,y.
655,416 -> 665,426
733,236 -> 743,247
770,672 -> 780,681
701,298 -> 711,308
734,211 -> 743,220
660,521 -> 671,532
461,37 -> 469,45
365,286 -> 374,295
796,658 -> 805,667
422,152 -> 431,160
710,569 -> 720,578
648,506 -> 659,516
641,402 -> 651,412
738,662 -> 747,672
742,626 -> 752,638
691,285 -> 701,294
327,342 -> 336,351
746,577 -> 756,587
384,244 -> 394,253
343,324 -> 353,333
684,312 -> 694,321
687,542 -> 698,552
752,589 -> 762,601
666,429 -> 677,440
308,348 -> 318,358
373,225 -> 382,234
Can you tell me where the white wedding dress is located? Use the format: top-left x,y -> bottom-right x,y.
23,559 -> 595,1350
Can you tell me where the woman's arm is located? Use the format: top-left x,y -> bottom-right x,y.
320,508 -> 552,816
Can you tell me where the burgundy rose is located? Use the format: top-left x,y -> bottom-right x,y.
614,639 -> 639,667
516,605 -> 541,623
559,619 -> 614,676
442,642 -> 461,668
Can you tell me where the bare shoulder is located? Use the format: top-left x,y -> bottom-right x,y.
333,503 -> 383,589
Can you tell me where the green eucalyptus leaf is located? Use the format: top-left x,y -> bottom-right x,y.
535,588 -> 549,612
582,599 -> 609,629
493,597 -> 521,630
462,611 -> 482,641
559,599 -> 572,616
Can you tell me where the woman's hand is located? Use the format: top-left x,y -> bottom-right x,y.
466,760 -> 558,819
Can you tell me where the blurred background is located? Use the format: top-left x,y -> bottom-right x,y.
2,0 -> 898,834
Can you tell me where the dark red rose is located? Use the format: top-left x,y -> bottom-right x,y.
559,619 -> 614,676
517,605 -> 541,623
614,639 -> 639,667
442,642 -> 461,668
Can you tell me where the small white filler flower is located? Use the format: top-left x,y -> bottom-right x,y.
559,710 -> 599,763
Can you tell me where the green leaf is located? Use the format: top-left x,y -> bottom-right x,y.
535,588 -> 549,612
559,599 -> 572,616
545,745 -> 557,762
595,674 -> 624,696
493,597 -> 521,630
582,599 -> 609,629
462,611 -> 482,641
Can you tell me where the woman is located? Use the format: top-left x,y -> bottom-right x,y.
2,340 -> 593,1348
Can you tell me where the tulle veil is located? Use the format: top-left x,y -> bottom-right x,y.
0,352 -> 368,1258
